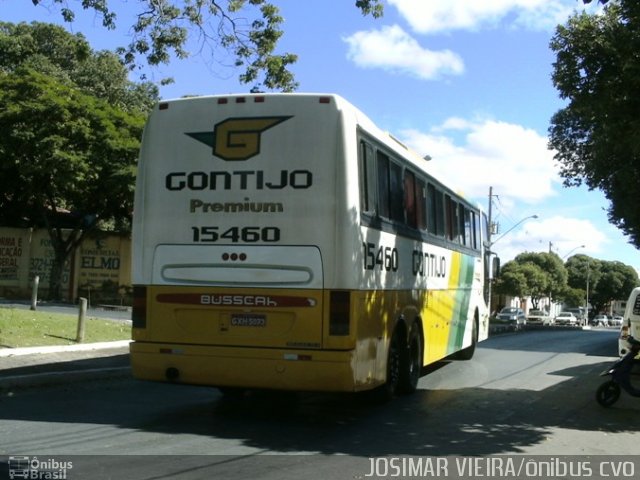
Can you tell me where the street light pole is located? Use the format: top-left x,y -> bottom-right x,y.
585,260 -> 590,325
491,214 -> 539,245
487,187 -> 495,316
561,244 -> 585,260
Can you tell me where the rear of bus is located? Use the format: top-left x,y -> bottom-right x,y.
130,94 -> 362,392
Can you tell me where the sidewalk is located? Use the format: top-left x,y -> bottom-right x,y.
0,341 -> 131,390
0,302 -> 133,390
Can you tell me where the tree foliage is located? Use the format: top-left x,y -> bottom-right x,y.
494,262 -> 530,300
549,0 -> 640,247
0,22 -> 159,113
0,69 -> 145,299
565,254 -> 638,315
515,252 -> 567,302
0,22 -> 157,299
494,252 -> 567,308
27,0 -> 383,91
496,251 -> 637,314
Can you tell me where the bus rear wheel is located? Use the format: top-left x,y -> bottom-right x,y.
398,324 -> 422,394
371,324 -> 422,402
370,329 -> 402,402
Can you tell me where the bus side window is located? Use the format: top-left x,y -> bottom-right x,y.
404,170 -> 417,228
465,209 -> 474,248
445,195 -> 459,242
471,211 -> 479,250
435,189 -> 445,236
389,160 -> 403,222
458,204 -> 475,247
377,151 -> 403,223
482,212 -> 490,248
376,151 -> 391,219
427,183 -> 444,237
458,203 -> 466,245
416,177 -> 427,231
360,141 -> 377,215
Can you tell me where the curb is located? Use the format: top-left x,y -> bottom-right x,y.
0,340 -> 131,357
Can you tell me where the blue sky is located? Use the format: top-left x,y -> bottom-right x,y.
5,0 -> 640,271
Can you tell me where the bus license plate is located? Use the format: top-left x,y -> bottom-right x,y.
231,314 -> 266,327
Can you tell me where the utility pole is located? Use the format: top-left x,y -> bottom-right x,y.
487,186 -> 494,316
488,186 -> 493,248
548,241 -> 553,314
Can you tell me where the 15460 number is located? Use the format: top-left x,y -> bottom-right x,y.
362,242 -> 399,271
192,226 -> 280,243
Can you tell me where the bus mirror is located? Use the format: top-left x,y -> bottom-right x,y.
492,257 -> 500,279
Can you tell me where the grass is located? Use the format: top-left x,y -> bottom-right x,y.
0,307 -> 131,348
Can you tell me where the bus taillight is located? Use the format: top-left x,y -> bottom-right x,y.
132,286 -> 147,328
330,290 -> 350,336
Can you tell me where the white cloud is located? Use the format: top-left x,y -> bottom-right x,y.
343,25 -> 464,80
387,0 -> 578,34
398,118 -> 614,263
493,216 -> 608,263
399,118 -> 560,202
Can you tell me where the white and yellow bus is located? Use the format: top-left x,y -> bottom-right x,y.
130,93 -> 491,397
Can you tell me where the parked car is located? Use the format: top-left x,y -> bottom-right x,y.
610,315 -> 623,327
527,309 -> 552,325
496,307 -> 527,328
592,314 -> 609,327
565,307 -> 586,326
554,311 -> 578,326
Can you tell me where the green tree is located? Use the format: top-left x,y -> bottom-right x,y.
0,69 -> 145,299
494,252 -> 568,308
565,254 -> 638,316
549,0 -> 640,247
494,259 -> 550,309
565,254 -> 601,311
517,263 -> 549,309
561,286 -> 585,308
494,261 -> 530,300
26,0 -> 384,91
515,252 -> 567,304
0,22 -> 159,113
590,261 -> 638,315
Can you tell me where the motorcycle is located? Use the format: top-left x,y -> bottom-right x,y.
596,336 -> 640,407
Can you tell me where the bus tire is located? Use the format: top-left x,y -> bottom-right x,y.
371,328 -> 403,402
398,323 -> 422,394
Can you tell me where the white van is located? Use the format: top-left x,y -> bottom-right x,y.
619,286 -> 640,356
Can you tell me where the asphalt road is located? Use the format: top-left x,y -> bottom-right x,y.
0,328 -> 637,480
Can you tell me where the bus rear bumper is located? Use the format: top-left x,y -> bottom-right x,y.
130,341 -> 368,392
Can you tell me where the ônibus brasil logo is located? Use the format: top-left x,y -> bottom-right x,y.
186,116 -> 292,161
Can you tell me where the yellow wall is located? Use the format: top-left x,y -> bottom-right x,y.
0,227 -> 131,303
0,228 -> 31,293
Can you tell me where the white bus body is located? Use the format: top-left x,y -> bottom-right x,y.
130,93 -> 490,394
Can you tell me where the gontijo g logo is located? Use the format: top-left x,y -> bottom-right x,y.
186,116 -> 292,161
